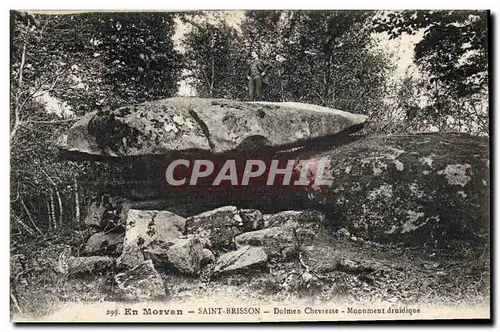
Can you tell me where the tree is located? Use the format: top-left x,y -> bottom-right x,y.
373,10 -> 489,134
88,12 -> 183,103
10,11 -> 85,238
181,19 -> 247,99
178,11 -> 393,110
240,11 -> 299,102
241,11 -> 394,113
10,11 -> 184,242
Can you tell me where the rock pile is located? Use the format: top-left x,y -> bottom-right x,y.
58,98 -> 489,301
75,204 -> 331,300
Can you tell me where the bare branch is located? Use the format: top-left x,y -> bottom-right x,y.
17,43 -> 26,88
20,198 -> 43,236
13,215 -> 35,236
10,293 -> 23,315
26,119 -> 77,124
10,43 -> 27,142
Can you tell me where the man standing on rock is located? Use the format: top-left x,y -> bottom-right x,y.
247,51 -> 272,101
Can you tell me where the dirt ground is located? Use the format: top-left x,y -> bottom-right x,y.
165,236 -> 490,307
10,232 -> 490,321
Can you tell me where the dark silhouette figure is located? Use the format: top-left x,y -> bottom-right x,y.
247,52 -> 272,101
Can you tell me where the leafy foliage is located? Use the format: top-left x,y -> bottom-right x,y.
373,10 -> 489,134
10,11 -> 183,243
88,12 -> 182,103
373,11 -> 488,96
182,11 -> 394,113
265,11 -> 393,112
181,18 -> 247,99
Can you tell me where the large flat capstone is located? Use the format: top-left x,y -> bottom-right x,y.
58,97 -> 367,158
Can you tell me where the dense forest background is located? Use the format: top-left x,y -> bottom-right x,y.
10,10 -> 488,253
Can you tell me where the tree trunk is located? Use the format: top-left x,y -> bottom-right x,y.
11,43 -> 26,141
74,178 -> 80,224
47,198 -> 52,231
278,68 -> 285,102
55,189 -> 63,228
20,198 -> 43,236
15,216 -> 34,236
50,190 -> 57,230
210,57 -> 215,97
322,68 -> 330,107
10,293 -> 23,315
322,51 -> 333,107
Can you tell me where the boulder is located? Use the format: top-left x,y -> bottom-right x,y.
72,112 -> 488,249
184,206 -> 259,251
124,209 -> 185,250
263,210 -> 326,228
239,209 -> 264,231
83,195 -> 128,228
213,246 -> 267,274
234,227 -> 296,259
84,231 -> 124,255
83,195 -> 223,227
336,228 -> 351,238
166,236 -> 205,275
143,246 -> 170,268
114,259 -> 166,301
58,97 -> 367,158
235,209 -> 327,259
337,258 -> 374,274
301,133 -> 489,246
67,256 -> 115,275
57,111 -> 100,157
201,248 -> 215,265
300,242 -> 377,275
142,237 -> 212,273
117,243 -> 144,270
